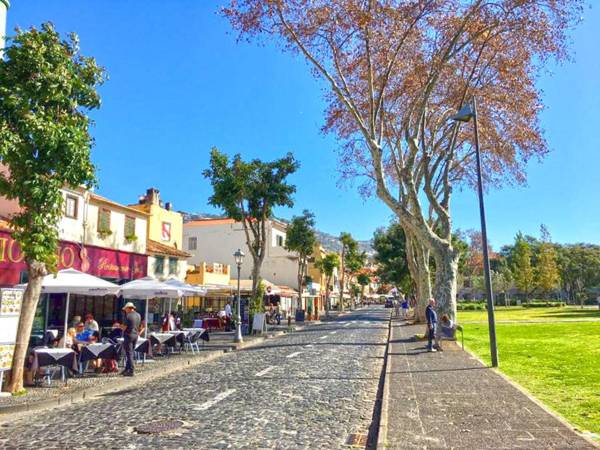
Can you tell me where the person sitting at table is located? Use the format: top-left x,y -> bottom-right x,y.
108,321 -> 123,341
75,322 -> 95,343
59,327 -> 77,348
138,319 -> 146,337
161,313 -> 170,332
84,313 -> 99,332
70,315 -> 82,328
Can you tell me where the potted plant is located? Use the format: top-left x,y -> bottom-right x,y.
125,233 -> 137,243
98,229 -> 112,239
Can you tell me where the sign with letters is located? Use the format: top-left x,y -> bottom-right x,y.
0,230 -> 147,285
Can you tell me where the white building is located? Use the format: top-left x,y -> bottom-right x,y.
59,188 -> 148,255
183,218 -> 298,290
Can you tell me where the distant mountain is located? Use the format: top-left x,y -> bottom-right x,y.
182,211 -> 374,255
315,230 -> 374,256
182,212 -> 226,221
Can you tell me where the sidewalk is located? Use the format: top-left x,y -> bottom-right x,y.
379,320 -> 598,449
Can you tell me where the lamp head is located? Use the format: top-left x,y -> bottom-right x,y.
451,103 -> 475,122
233,249 -> 245,266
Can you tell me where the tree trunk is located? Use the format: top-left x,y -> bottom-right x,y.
251,259 -> 262,300
432,250 -> 459,322
324,277 -> 330,317
405,230 -> 431,323
6,261 -> 46,394
297,261 -> 304,311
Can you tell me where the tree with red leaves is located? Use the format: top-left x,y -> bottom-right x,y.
223,0 -> 583,321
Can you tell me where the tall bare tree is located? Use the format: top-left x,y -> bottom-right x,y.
224,0 -> 583,320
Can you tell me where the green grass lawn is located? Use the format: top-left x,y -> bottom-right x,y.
458,306 -> 600,323
463,321 -> 600,438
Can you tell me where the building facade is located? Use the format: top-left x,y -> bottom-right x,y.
0,187 -> 150,330
183,218 -> 299,290
129,188 -> 190,281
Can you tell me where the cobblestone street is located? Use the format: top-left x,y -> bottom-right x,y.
0,307 -> 389,449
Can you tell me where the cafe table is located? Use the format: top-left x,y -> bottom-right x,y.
31,347 -> 78,372
116,337 -> 151,355
79,342 -> 119,363
200,318 -> 221,330
183,327 -> 210,342
149,332 -> 177,347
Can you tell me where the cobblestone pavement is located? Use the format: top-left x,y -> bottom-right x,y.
0,307 -> 389,450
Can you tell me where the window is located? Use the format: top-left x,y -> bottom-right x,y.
188,237 -> 197,251
161,222 -> 171,241
124,216 -> 136,238
97,208 -> 111,233
65,195 -> 78,219
19,271 -> 29,284
276,235 -> 284,247
169,257 -> 178,275
154,256 -> 165,275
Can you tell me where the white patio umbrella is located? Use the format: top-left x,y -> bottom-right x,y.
117,277 -> 184,337
164,278 -> 207,297
163,278 -> 207,315
15,268 -> 120,347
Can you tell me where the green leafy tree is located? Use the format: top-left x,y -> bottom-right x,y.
315,253 -> 339,317
372,223 -> 411,292
557,245 -> 600,306
0,24 -> 105,393
338,232 -> 366,310
284,210 -> 317,309
357,272 -> 370,301
511,233 -> 534,301
536,225 -> 560,297
204,148 -> 299,298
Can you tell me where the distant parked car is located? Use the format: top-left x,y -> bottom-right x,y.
384,299 -> 394,308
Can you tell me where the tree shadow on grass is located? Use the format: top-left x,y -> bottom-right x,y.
542,309 -> 600,319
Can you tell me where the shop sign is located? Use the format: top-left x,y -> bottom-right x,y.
0,230 -> 147,281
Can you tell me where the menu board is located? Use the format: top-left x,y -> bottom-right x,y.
0,289 -> 23,372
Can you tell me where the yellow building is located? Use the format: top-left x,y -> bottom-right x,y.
185,262 -> 232,313
306,244 -> 341,316
129,188 -> 190,281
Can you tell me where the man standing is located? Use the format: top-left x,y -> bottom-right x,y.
425,298 -> 438,352
121,302 -> 141,377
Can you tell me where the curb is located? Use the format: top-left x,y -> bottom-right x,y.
375,312 -> 393,449
0,330 -> 285,423
462,346 -> 600,448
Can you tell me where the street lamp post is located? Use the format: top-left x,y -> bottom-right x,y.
451,96 -> 499,367
233,249 -> 245,343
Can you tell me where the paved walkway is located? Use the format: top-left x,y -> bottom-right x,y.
381,320 -> 598,449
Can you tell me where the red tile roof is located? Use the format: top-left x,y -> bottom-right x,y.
184,218 -> 236,227
146,239 -> 191,258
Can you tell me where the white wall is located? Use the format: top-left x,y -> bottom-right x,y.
183,220 -> 299,289
147,255 -> 187,281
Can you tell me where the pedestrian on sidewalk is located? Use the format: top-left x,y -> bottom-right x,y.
401,296 -> 409,319
121,302 -> 141,377
425,298 -> 438,352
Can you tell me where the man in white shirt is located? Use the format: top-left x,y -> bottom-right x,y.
225,301 -> 232,319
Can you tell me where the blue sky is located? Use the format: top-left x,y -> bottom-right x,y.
7,1 -> 599,248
